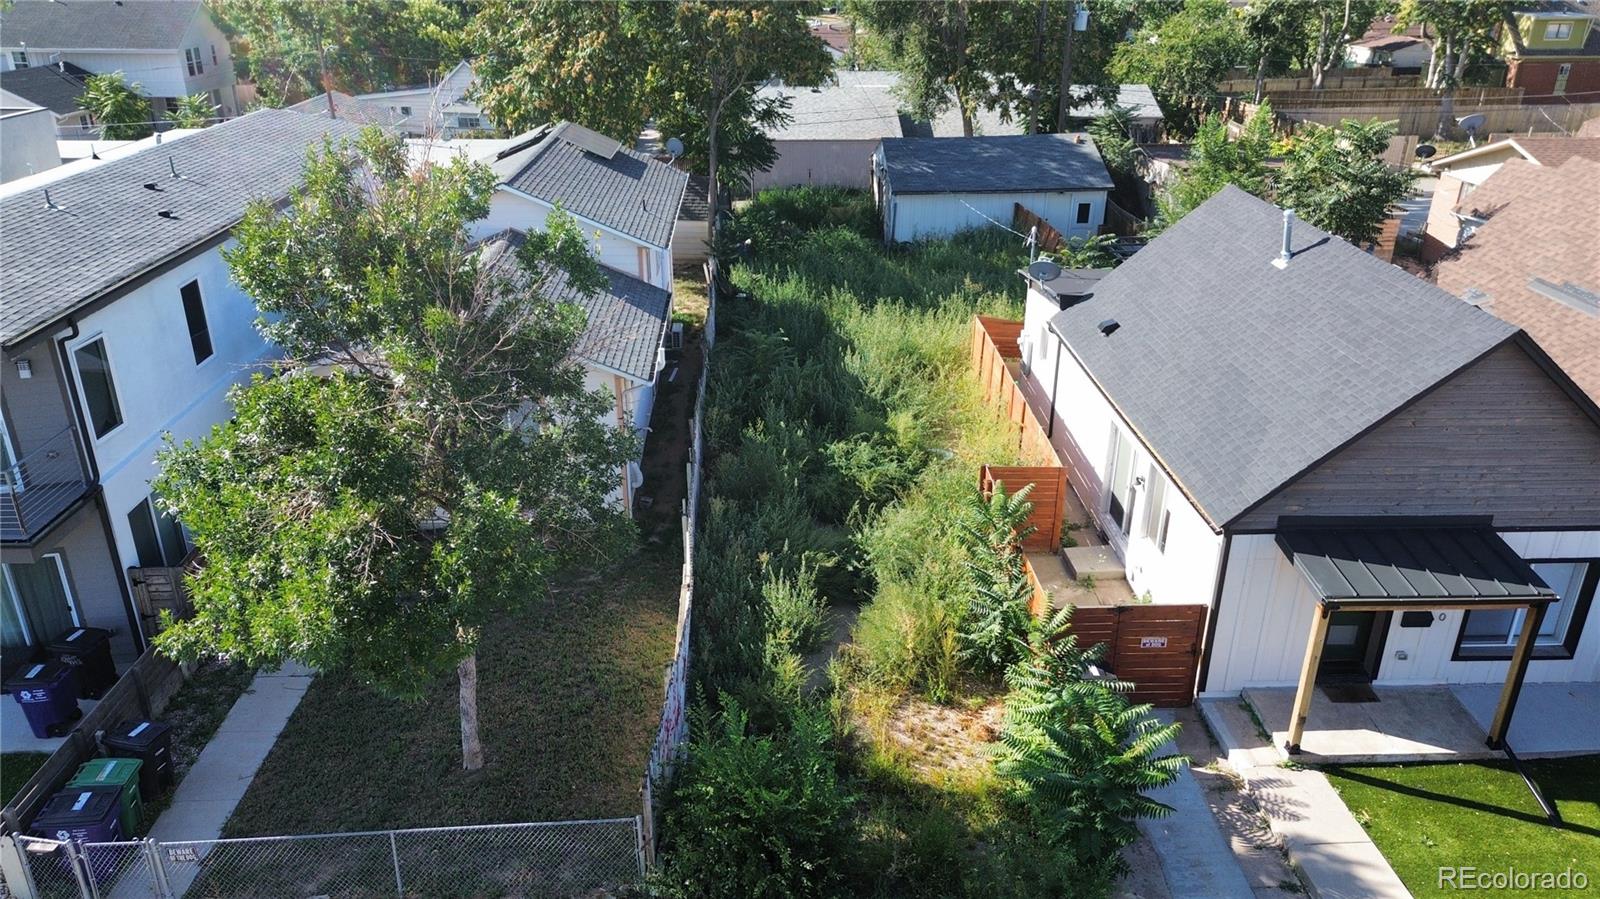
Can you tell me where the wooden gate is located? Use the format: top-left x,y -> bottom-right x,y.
1069,604 -> 1208,707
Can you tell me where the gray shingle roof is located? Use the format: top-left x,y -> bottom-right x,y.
1043,186 -> 1518,529
757,71 -> 904,141
286,92 -> 407,128
0,1 -> 202,50
1,108 -> 367,348
0,62 -> 91,115
478,230 -> 670,382
491,122 -> 688,249
1067,84 -> 1165,123
879,133 -> 1113,194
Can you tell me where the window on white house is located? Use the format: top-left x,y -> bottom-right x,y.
457,115 -> 482,130
1545,21 -> 1573,40
128,496 -> 189,568
185,47 -> 204,76
1141,465 -> 1171,552
181,279 -> 213,363
11,51 -> 29,69
1106,429 -> 1138,536
1458,561 -> 1596,659
211,44 -> 219,67
1076,202 -> 1092,225
73,338 -> 123,437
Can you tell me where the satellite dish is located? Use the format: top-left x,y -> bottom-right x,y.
1027,259 -> 1063,282
1415,143 -> 1437,159
665,137 -> 685,159
1456,113 -> 1486,132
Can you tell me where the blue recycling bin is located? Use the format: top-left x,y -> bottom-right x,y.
30,786 -> 124,843
4,661 -> 82,738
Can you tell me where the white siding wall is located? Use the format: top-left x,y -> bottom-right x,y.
477,190 -> 673,291
888,189 -> 1106,242
1203,531 -> 1600,695
60,241 -> 274,639
0,107 -> 60,182
1019,286 -> 1224,607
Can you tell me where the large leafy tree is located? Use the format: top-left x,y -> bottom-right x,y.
213,0 -> 466,105
165,93 -> 218,129
81,73 -> 153,140
1108,0 -> 1249,133
845,0 -> 993,137
467,0 -> 654,138
1394,0 -> 1508,137
1303,0 -> 1386,89
154,131 -> 634,770
1157,102 -> 1276,225
1275,118 -> 1418,244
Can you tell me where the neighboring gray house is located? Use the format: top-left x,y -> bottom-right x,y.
356,61 -> 489,138
1013,187 -> 1600,746
0,61 -> 95,137
1060,84 -> 1167,143
0,104 -> 58,182
873,132 -> 1113,242
285,91 -> 408,129
0,0 -> 239,119
0,110 -> 364,671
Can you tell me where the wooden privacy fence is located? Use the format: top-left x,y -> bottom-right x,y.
981,465 -> 1067,553
1068,605 -> 1208,708
1,647 -> 188,834
970,316 -> 1061,468
1012,203 -> 1064,252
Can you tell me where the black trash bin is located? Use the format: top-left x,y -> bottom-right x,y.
4,661 -> 82,738
30,786 -> 125,843
104,719 -> 174,798
46,627 -> 117,699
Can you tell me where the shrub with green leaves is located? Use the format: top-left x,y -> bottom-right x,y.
763,561 -> 830,656
659,698 -> 855,898
957,482 -> 1037,675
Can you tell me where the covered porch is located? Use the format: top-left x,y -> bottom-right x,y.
1274,521 -> 1559,758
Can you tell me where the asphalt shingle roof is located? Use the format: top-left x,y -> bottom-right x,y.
491,122 -> 687,249
758,71 -> 904,141
286,92 -> 407,128
0,0 -> 202,50
879,132 -> 1113,194
1436,157 -> 1600,402
1,108 -> 367,348
0,62 -> 91,115
478,229 -> 670,382
1042,186 -> 1518,529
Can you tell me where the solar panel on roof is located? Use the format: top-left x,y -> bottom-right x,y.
557,123 -> 622,159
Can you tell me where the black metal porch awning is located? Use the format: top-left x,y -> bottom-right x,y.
1275,524 -> 1555,609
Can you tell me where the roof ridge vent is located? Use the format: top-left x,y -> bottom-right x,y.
1528,277 -> 1600,317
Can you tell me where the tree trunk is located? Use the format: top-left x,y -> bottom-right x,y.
458,652 -> 483,770
1312,9 -> 1330,89
1029,0 -> 1047,133
1055,0 -> 1077,132
706,105 -> 721,241
1435,37 -> 1457,138
1254,48 -> 1270,104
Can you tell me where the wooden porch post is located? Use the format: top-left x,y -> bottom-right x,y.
1487,602 -> 1546,749
1286,604 -> 1332,754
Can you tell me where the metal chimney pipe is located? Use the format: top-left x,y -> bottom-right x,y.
1273,210 -> 1294,269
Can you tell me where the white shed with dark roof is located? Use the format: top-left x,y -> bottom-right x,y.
872,132 -> 1113,243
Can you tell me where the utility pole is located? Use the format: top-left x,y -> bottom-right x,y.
313,14 -> 336,118
1054,1 -> 1077,133
1029,0 -> 1047,133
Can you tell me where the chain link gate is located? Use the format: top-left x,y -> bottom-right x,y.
2,818 -> 643,898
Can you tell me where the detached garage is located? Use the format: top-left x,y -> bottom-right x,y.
872,133 -> 1113,243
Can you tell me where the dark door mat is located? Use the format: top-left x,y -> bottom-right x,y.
1321,684 -> 1380,703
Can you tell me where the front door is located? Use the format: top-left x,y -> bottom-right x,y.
1318,611 -> 1388,683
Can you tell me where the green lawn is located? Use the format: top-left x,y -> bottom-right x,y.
221,549 -> 679,836
2,752 -> 50,806
1325,756 -> 1600,898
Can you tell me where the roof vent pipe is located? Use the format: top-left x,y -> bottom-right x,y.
1097,319 -> 1120,336
1272,209 -> 1294,269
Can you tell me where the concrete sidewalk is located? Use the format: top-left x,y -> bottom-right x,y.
1138,712 -> 1257,898
146,663 -> 313,842
1199,697 -> 1412,899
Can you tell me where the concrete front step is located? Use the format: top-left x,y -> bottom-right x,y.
1064,543 -> 1126,580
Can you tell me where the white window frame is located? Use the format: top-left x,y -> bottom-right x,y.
1,553 -> 84,643
70,334 -> 127,442
11,51 -> 29,69
185,46 -> 204,76
1141,463 -> 1171,554
0,419 -> 20,493
1545,21 -> 1573,40
1460,560 -> 1590,652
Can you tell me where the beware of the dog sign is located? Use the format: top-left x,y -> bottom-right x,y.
1139,636 -> 1167,649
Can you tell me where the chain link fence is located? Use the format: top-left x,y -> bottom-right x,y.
2,818 -> 643,899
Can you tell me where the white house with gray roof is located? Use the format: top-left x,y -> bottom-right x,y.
0,0 -> 239,120
459,121 -> 688,510
0,109 -> 365,669
873,132 -> 1112,243
1013,187 -> 1600,748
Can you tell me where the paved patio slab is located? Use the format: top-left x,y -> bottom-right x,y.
1243,685 -> 1495,764
1450,682 -> 1600,757
1136,712 -> 1257,898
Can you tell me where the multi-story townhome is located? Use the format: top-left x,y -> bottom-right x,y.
0,0 -> 240,121
1502,1 -> 1600,101
0,109 -> 365,671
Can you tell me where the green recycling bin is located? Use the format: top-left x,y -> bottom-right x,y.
67,758 -> 144,837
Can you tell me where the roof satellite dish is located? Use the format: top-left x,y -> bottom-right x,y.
665,137 -> 685,159
1415,143 -> 1436,159
1457,113 -> 1486,146
1027,259 -> 1063,282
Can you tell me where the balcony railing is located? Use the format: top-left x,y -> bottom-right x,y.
1,425 -> 92,542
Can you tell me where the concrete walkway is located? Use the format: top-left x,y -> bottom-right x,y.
1136,712 -> 1258,898
1199,697 -> 1412,899
146,663 -> 313,842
